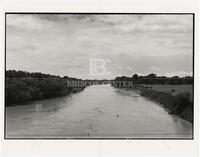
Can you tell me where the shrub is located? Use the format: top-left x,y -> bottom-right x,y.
140,89 -> 192,122
16,91 -> 31,103
157,93 -> 174,109
172,92 -> 191,115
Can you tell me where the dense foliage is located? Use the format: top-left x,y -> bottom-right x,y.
5,70 -> 84,106
114,73 -> 193,85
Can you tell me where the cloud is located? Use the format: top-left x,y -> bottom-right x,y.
164,71 -> 193,77
117,66 -> 123,70
6,14 -> 193,79
7,14 -> 43,30
150,66 -> 160,71
126,66 -> 133,71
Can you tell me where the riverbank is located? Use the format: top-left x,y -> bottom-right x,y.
114,84 -> 193,123
140,89 -> 193,122
138,84 -> 193,100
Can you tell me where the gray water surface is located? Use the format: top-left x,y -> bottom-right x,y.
6,84 -> 192,138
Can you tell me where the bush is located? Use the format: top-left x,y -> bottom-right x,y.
159,93 -> 175,109
141,90 -> 168,101
172,92 -> 191,115
28,87 -> 43,100
140,89 -> 193,122
16,91 -> 31,103
180,105 -> 193,122
6,77 -> 80,106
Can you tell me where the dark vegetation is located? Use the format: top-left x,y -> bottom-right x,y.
112,73 -> 194,122
6,70 -> 85,106
114,73 -> 193,85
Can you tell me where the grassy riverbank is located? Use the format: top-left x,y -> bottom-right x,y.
140,84 -> 193,100
140,86 -> 193,122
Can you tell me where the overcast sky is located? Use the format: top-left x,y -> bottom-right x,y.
6,14 -> 193,79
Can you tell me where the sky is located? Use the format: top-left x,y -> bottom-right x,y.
6,14 -> 193,79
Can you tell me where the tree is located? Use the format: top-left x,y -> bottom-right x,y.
29,87 -> 43,100
5,70 -> 84,106
16,91 -> 31,103
6,83 -> 18,104
147,73 -> 157,78
132,74 -> 139,80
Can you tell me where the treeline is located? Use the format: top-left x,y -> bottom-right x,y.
6,70 -> 81,80
6,70 -> 85,106
114,73 -> 193,85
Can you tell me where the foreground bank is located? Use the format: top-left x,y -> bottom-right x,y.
140,88 -> 193,122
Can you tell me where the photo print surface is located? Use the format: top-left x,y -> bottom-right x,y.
5,13 -> 194,139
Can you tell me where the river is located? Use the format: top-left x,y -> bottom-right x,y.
6,84 -> 192,138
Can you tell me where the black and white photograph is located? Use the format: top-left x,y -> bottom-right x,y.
5,13 -> 194,139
